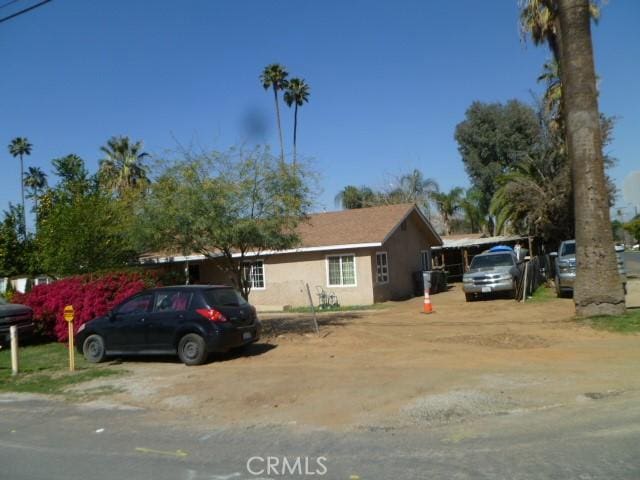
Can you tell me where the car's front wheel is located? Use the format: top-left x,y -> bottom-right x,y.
82,334 -> 106,363
178,333 -> 208,366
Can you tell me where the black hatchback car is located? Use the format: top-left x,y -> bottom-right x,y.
76,285 -> 261,365
0,297 -> 35,344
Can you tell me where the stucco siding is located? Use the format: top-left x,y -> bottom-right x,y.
373,210 -> 433,302
198,250 -> 374,309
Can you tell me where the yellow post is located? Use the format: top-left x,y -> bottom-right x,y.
64,305 -> 75,372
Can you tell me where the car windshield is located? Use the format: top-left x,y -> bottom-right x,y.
203,288 -> 248,307
561,242 -> 576,256
470,253 -> 514,269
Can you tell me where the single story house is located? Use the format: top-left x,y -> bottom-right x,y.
142,203 -> 443,310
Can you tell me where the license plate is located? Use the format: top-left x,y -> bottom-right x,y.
242,332 -> 252,341
481,287 -> 491,293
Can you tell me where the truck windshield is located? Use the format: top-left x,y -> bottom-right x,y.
560,242 -> 576,256
470,253 -> 514,269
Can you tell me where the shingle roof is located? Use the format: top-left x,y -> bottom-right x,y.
296,203 -> 435,248
140,203 -> 441,263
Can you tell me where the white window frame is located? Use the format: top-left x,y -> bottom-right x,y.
375,251 -> 389,284
243,259 -> 266,290
326,253 -> 357,288
421,249 -> 432,271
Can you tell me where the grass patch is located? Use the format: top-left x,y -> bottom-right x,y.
579,309 -> 640,333
282,303 -> 386,314
529,285 -> 557,303
0,342 -> 122,395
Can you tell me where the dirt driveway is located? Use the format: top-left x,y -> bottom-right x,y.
82,283 -> 640,430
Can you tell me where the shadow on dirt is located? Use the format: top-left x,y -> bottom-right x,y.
107,343 -> 278,366
261,312 -> 365,337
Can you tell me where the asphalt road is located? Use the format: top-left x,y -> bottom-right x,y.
1,393 -> 639,480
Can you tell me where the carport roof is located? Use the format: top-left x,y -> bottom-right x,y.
433,234 -> 528,250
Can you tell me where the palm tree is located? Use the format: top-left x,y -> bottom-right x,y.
8,137 -> 32,234
283,78 -> 310,166
99,136 -> 150,196
460,188 -> 485,234
260,64 -> 289,164
537,59 -> 563,133
23,166 -> 48,223
520,0 -> 599,61
557,0 -> 625,316
334,185 -> 377,209
398,169 -> 439,217
431,187 -> 464,236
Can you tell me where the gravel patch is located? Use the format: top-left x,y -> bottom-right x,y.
402,389 -> 517,425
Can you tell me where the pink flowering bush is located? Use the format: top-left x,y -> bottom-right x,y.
13,271 -> 159,342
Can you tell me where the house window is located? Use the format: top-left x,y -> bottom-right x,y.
327,254 -> 356,287
243,260 -> 265,289
376,252 -> 389,284
421,250 -> 432,271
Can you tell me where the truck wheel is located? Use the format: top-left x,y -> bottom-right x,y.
465,293 -> 474,302
555,276 -> 563,298
83,334 -> 106,363
178,334 -> 208,366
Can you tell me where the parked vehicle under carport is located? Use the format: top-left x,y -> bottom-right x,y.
462,250 -> 522,301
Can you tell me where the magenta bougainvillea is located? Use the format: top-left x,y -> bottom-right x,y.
13,271 -> 159,342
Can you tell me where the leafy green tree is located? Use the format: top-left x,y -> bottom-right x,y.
284,78 -> 310,166
37,194 -> 136,276
99,136 -> 150,196
624,217 -> 640,244
431,187 -> 464,236
36,155 -> 135,275
0,204 -> 29,276
260,64 -> 289,164
137,147 -> 312,299
454,100 -> 541,232
23,166 -> 48,223
8,137 -> 32,235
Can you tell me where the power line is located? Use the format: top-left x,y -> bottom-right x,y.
0,0 -> 24,11
0,0 -> 52,24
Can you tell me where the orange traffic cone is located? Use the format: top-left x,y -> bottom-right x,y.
423,290 -> 433,314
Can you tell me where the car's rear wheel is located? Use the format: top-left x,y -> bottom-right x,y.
178,333 -> 208,366
83,334 -> 106,363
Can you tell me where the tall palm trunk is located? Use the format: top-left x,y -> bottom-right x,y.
558,0 -> 625,316
19,153 -> 26,235
273,88 -> 285,165
293,102 -> 298,166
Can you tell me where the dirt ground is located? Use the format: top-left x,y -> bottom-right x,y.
76,282 -> 640,430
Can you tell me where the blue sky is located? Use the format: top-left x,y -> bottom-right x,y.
1,0 -> 639,219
